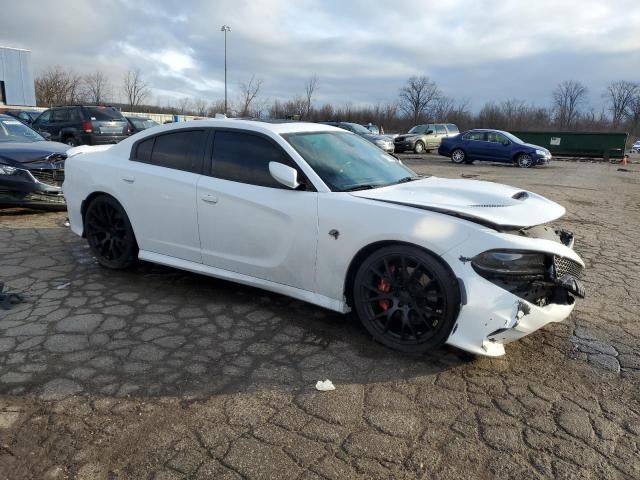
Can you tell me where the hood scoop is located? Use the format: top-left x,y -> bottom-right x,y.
350,177 -> 566,229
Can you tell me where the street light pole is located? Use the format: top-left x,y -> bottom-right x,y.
220,25 -> 231,115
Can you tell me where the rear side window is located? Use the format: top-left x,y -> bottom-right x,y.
52,109 -> 70,122
446,124 -> 459,134
212,130 -> 293,188
134,137 -> 154,163
463,131 -> 485,141
85,106 -> 125,121
435,125 -> 447,135
133,130 -> 206,173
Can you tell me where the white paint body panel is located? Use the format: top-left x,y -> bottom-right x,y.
63,119 -> 584,357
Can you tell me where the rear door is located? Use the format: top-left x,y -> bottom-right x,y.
84,106 -> 128,138
462,131 -> 487,159
197,129 -> 318,291
118,128 -> 207,262
433,124 -> 448,146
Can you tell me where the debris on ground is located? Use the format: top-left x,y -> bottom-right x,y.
315,379 -> 335,391
56,282 -> 71,290
0,282 -> 24,310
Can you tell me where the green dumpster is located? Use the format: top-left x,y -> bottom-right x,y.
510,131 -> 628,159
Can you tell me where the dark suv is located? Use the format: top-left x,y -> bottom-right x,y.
32,105 -> 129,146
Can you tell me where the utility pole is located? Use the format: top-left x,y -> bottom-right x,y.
220,25 -> 231,115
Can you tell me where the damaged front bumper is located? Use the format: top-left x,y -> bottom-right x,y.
0,168 -> 66,209
444,226 -> 584,357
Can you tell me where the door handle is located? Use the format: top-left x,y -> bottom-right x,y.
122,176 -> 135,183
201,194 -> 218,204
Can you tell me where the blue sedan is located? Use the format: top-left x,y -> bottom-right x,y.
438,129 -> 552,168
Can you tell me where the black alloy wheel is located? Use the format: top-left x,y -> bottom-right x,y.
353,245 -> 459,353
84,195 -> 138,269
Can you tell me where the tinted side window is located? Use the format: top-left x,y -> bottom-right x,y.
463,131 -> 485,141
446,124 -> 459,134
212,131 -> 292,188
69,108 -> 83,122
435,125 -> 447,135
52,109 -> 70,122
134,137 -> 154,163
34,110 -> 50,124
133,130 -> 205,173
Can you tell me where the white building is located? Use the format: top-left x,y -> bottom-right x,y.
0,46 -> 36,106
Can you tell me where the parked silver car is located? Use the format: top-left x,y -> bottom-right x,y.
321,122 -> 395,153
394,123 -> 459,153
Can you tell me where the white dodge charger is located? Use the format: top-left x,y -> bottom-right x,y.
63,119 -> 585,357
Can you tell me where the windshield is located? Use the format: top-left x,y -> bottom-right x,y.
130,117 -> 159,129
408,125 -> 426,134
284,131 -> 417,191
0,119 -> 44,143
503,132 -> 525,144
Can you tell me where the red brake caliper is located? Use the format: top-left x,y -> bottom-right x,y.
378,266 -> 394,311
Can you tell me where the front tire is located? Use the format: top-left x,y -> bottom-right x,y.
353,245 -> 460,353
517,153 -> 533,168
84,195 -> 138,269
451,149 -> 466,164
414,141 -> 425,154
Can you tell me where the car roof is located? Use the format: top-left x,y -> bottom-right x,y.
144,119 -> 343,135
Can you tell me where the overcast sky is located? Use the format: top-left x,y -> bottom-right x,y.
2,0 -> 639,111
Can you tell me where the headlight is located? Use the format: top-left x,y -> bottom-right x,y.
535,149 -> 546,156
0,165 -> 17,175
472,250 -> 548,277
374,140 -> 385,145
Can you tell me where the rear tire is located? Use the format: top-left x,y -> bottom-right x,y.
65,136 -> 80,147
353,245 -> 460,353
451,149 -> 466,164
414,141 -> 425,154
84,195 -> 138,269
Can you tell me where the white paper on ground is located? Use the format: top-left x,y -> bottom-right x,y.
315,379 -> 335,391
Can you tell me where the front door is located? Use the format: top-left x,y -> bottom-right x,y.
197,129 -> 318,291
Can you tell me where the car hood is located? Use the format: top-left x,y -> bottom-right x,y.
395,134 -> 418,141
0,141 -> 69,168
350,177 -> 565,228
362,133 -> 392,142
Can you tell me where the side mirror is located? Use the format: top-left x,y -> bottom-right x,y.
426,130 -> 434,135
502,140 -> 510,146
269,162 -> 300,190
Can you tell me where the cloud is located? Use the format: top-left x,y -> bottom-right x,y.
0,0 -> 638,110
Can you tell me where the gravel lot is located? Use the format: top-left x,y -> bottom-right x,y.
1,157 -> 639,479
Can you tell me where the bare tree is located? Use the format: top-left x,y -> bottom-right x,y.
398,76 -> 441,124
552,80 -> 587,129
192,98 -> 208,116
206,100 -> 227,117
34,66 -> 83,106
606,80 -> 638,127
123,69 -> 150,108
176,97 -> 192,114
626,91 -> 640,131
239,75 -> 263,117
83,70 -> 110,104
303,74 -> 319,119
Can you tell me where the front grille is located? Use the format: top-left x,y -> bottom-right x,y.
30,169 -> 65,187
554,256 -> 583,279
